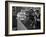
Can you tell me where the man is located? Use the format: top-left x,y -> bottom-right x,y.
35,10 -> 40,29
24,9 -> 35,29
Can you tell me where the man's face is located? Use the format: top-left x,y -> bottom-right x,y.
17,10 -> 26,21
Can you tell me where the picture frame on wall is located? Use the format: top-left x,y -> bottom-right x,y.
5,1 -> 45,36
